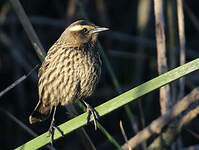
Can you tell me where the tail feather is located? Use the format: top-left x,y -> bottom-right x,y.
29,101 -> 51,124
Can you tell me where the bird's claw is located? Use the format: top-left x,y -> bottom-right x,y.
48,123 -> 55,146
86,104 -> 100,130
48,123 -> 64,146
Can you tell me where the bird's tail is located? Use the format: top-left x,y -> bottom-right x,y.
29,101 -> 52,124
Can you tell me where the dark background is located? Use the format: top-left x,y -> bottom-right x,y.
0,0 -> 199,149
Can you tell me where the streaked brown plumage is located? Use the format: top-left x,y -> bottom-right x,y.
29,20 -> 108,127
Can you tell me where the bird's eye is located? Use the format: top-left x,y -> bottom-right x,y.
82,28 -> 88,33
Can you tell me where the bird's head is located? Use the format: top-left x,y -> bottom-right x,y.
61,20 -> 109,45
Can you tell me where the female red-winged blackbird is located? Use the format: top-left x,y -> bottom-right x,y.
29,20 -> 108,135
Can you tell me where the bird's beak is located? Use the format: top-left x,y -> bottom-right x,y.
92,26 -> 109,33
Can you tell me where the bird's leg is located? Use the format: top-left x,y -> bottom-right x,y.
48,106 -> 56,145
48,106 -> 64,146
81,100 -> 99,130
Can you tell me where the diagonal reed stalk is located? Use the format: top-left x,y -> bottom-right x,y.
16,57 -> 199,150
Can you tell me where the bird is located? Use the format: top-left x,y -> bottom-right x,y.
29,20 -> 109,141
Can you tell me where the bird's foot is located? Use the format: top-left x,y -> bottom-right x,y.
48,122 -> 55,146
48,122 -> 64,146
83,102 -> 99,130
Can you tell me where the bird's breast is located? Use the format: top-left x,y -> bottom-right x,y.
73,48 -> 101,98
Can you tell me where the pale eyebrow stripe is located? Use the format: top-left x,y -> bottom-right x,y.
69,25 -> 94,31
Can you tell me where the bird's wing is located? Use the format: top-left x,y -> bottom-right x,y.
38,60 -> 49,78
38,41 -> 61,78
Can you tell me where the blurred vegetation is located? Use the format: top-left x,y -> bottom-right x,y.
0,0 -> 199,150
